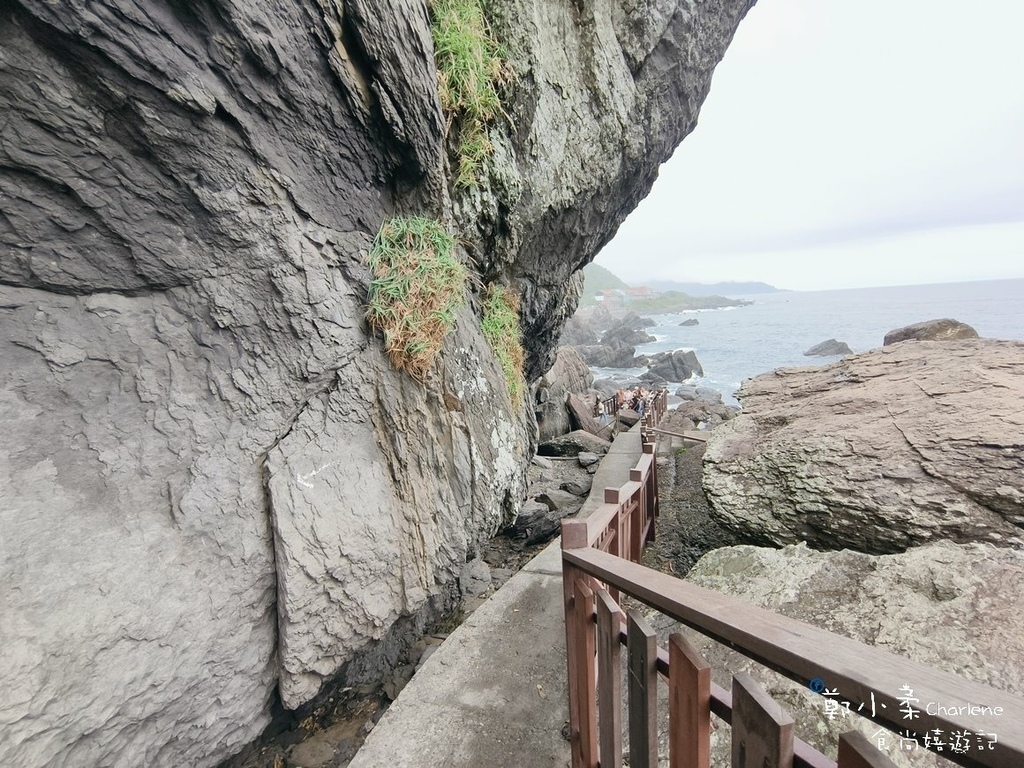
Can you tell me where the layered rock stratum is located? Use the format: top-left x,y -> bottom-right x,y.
0,0 -> 754,765
704,339 -> 1024,553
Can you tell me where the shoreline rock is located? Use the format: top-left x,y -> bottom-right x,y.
704,339 -> 1024,554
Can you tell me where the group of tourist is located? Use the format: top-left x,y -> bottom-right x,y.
594,386 -> 655,423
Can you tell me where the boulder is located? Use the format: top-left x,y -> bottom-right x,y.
704,339 -> 1024,553
646,349 -> 704,382
567,393 -> 605,437
535,489 -> 583,513
560,477 -> 594,497
531,456 -> 554,470
573,344 -> 647,369
538,430 -> 613,458
883,318 -> 979,345
678,318 -> 699,326
458,558 -> 492,597
536,347 -> 595,441
672,541 -> 1024,768
803,338 -> 852,356
505,500 -> 563,546
538,346 -> 593,394
616,408 -> 641,427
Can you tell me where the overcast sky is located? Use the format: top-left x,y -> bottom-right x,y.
596,0 -> 1024,291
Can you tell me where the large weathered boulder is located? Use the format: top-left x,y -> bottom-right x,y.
0,0 -> 755,764
646,348 -> 704,381
884,318 -> 979,345
704,340 -> 1024,553
804,338 -> 852,356
670,541 -> 1024,767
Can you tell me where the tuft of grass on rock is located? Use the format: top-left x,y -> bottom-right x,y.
430,0 -> 508,187
366,217 -> 468,380
481,284 -> 525,400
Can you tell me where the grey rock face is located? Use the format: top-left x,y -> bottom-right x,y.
538,431 -> 613,458
884,318 -> 979,345
573,343 -> 647,368
0,0 -> 755,764
535,347 -> 594,441
704,340 -> 1024,553
676,542 -> 1024,767
646,349 -> 704,381
474,0 -> 757,377
803,338 -> 853,356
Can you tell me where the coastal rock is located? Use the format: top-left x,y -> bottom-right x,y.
883,318 -> 979,345
617,408 -> 641,427
600,313 -> 658,347
0,0 -> 756,763
505,501 -> 562,546
538,430 -> 613,458
678,318 -> 699,326
673,541 -> 1024,768
566,393 -> 607,438
591,378 -> 622,400
573,344 -> 647,369
646,349 -> 704,382
703,340 -> 1024,553
536,347 -> 594,441
676,385 -> 725,404
803,338 -> 852,356
560,477 -> 594,497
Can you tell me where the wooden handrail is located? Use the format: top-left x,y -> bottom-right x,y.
565,547 -> 1024,768
561,387 -> 1024,768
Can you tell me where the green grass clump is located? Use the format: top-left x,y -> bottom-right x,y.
430,0 -> 508,187
366,217 -> 468,380
481,285 -> 525,400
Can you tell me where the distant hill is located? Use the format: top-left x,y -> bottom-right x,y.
581,263 -> 629,302
645,280 -> 781,296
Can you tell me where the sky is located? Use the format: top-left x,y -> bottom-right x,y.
595,0 -> 1024,291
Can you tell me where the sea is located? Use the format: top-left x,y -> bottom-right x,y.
589,278 -> 1024,407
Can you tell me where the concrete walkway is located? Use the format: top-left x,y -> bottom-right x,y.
349,428 -> 643,768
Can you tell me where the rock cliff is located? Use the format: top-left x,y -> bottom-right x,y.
704,340 -> 1024,553
0,0 -> 753,765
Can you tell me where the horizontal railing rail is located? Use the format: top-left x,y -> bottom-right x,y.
561,388 -> 1024,768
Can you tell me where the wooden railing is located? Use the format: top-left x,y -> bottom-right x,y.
560,393 -> 1024,768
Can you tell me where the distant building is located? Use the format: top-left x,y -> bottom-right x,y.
594,286 -> 657,308
595,289 -> 626,308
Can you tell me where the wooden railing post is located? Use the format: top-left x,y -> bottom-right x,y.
627,610 -> 658,768
669,633 -> 711,768
562,519 -> 597,768
596,589 -> 624,767
731,672 -> 794,768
